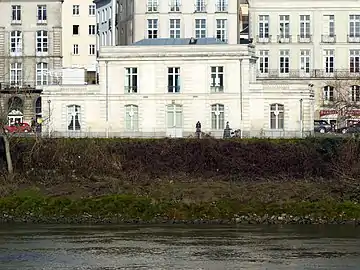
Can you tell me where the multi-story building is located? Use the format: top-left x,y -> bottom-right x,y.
249,0 -> 360,126
0,0 -> 62,125
62,0 -> 97,84
115,0 -> 240,45
93,0 -> 118,47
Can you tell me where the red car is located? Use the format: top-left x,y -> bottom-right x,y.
4,122 -> 32,133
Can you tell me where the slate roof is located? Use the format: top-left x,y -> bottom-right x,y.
131,38 -> 227,46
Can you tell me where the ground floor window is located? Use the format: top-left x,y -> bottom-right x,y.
67,104 -> 81,131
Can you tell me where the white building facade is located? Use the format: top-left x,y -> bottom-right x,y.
42,39 -> 314,138
62,0 -> 97,84
93,0 -> 118,47
248,0 -> 360,124
116,0 -> 240,45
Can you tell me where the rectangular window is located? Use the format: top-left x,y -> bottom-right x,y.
259,50 -> 269,74
36,30 -> 48,53
36,62 -> 48,86
125,105 -> 139,131
10,63 -> 22,85
73,5 -> 79,15
352,86 -> 360,102
211,104 -> 225,130
195,0 -> 206,12
350,50 -> 360,73
270,104 -> 284,129
279,15 -> 290,41
322,15 -> 335,43
300,50 -> 310,75
216,19 -> 227,42
195,19 -> 206,38
89,44 -> 95,55
170,0 -> 181,12
125,68 -> 138,93
37,5 -> 47,23
258,15 -> 269,42
169,19 -> 181,38
89,4 -> 96,16
11,5 -> 21,23
210,66 -> 224,92
10,30 -> 22,55
73,44 -> 79,55
279,50 -> 289,74
323,49 -> 334,73
73,25 -> 79,35
299,15 -> 311,42
147,19 -> 158,38
216,0 -> 228,12
88,25 -> 96,35
168,67 -> 180,93
349,15 -> 360,42
147,0 -> 158,12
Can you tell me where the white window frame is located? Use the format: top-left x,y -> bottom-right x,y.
210,66 -> 224,92
169,0 -> 181,12
258,15 -> 270,42
349,15 -> 360,42
299,15 -> 311,42
147,0 -> 158,12
216,19 -> 227,42
322,15 -> 335,42
216,0 -> 228,12
195,0 -> 206,12
300,50 -> 310,76
36,30 -> 48,54
323,49 -> 334,74
10,30 -> 22,56
350,49 -> 360,73
36,62 -> 48,86
195,19 -> 206,38
73,5 -> 80,16
211,104 -> 225,130
147,19 -> 158,39
279,50 -> 290,74
73,44 -> 79,55
67,105 -> 81,131
167,104 -> 183,128
125,67 -> 138,93
125,105 -> 139,131
37,5 -> 47,23
352,85 -> 360,102
10,63 -> 22,86
11,5 -> 21,23
323,86 -> 334,101
270,104 -> 284,130
89,4 -> 96,16
168,67 -> 180,93
279,15 -> 290,42
169,19 -> 181,38
89,44 -> 95,55
259,50 -> 269,75
89,25 -> 96,35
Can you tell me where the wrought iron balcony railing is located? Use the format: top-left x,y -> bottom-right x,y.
256,35 -> 271,43
256,69 -> 360,79
321,34 -> 336,43
277,35 -> 292,43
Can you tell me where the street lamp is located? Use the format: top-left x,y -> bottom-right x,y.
47,100 -> 51,137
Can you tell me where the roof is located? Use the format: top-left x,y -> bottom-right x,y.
131,38 -> 227,46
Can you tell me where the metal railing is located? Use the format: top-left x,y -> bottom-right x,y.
297,35 -> 312,43
215,3 -> 228,12
194,4 -> 206,12
147,4 -> 159,12
321,34 -> 336,43
169,3 -> 181,12
347,35 -> 360,43
256,69 -> 360,79
277,35 -> 292,43
256,35 -> 272,43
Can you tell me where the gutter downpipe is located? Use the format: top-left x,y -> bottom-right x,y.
240,59 -> 243,139
105,60 -> 109,138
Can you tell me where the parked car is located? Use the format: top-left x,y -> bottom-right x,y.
4,122 -> 32,133
346,123 -> 360,134
314,120 -> 332,133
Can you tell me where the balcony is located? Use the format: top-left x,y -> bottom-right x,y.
169,4 -> 181,12
297,35 -> 312,43
256,69 -> 360,79
124,86 -> 138,93
256,35 -> 271,43
210,85 -> 224,92
215,3 -> 228,12
321,35 -> 336,43
348,35 -> 360,43
277,35 -> 292,43
147,4 -> 159,13
194,4 -> 206,13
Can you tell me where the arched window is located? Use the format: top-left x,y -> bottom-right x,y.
166,104 -> 182,128
270,103 -> 284,129
35,97 -> 42,132
67,105 -> 81,131
351,85 -> 360,102
211,104 -> 225,130
125,104 -> 139,130
323,85 -> 334,101
7,96 -> 23,125
36,62 -> 48,85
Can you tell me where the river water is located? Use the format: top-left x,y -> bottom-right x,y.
0,224 -> 359,270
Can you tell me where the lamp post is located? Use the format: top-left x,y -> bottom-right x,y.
47,100 -> 51,138
105,60 -> 109,138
